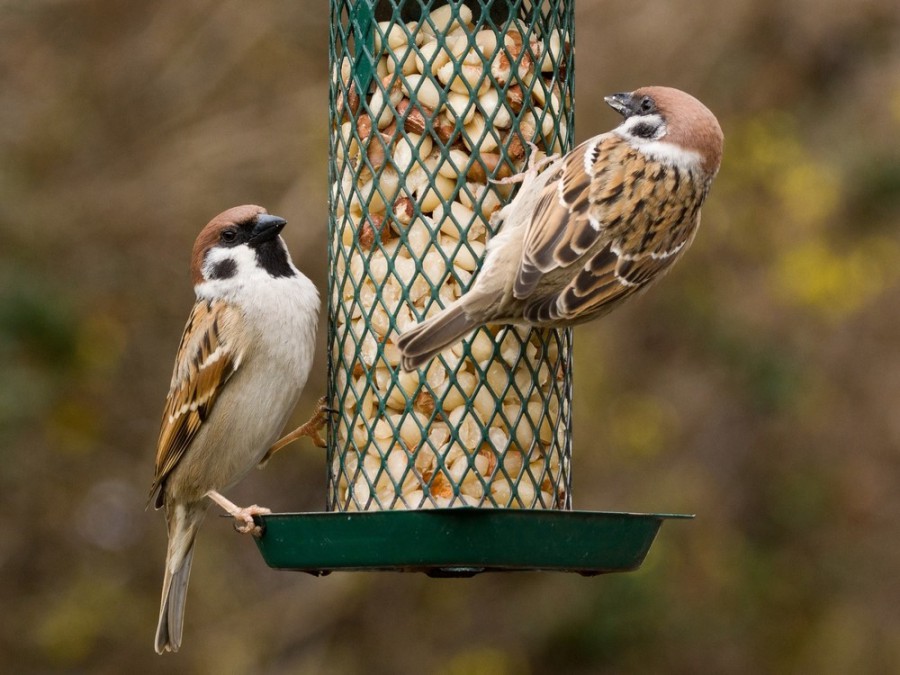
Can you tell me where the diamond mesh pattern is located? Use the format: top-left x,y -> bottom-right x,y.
327,0 -> 575,511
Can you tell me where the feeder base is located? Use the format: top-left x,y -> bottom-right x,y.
251,509 -> 691,576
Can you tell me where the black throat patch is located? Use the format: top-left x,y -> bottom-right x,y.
254,239 -> 295,278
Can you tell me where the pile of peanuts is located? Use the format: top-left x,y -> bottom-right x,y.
329,5 -> 572,511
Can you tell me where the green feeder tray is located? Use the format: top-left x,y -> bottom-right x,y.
253,509 -> 692,577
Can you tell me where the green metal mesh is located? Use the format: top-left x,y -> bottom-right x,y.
327,0 -> 575,511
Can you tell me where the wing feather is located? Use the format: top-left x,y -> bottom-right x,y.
149,299 -> 247,506
516,134 -> 705,324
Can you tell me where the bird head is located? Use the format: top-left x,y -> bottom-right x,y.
190,205 -> 295,286
606,86 -> 724,175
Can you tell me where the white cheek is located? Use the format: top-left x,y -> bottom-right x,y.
196,245 -> 262,298
616,115 -> 701,169
202,246 -> 257,278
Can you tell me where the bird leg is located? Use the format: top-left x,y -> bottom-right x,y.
491,141 -> 561,185
258,396 -> 334,468
206,491 -> 270,536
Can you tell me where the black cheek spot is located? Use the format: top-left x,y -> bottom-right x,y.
630,122 -> 657,139
209,258 -> 237,280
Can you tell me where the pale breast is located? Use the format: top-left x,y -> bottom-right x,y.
168,274 -> 319,501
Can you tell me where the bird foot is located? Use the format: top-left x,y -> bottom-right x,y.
491,141 -> 561,185
229,504 -> 271,535
206,490 -> 270,536
258,396 -> 335,468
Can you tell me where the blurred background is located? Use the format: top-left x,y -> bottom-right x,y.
2,0 -> 899,672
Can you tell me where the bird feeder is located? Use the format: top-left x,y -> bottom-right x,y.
253,0 -> 689,576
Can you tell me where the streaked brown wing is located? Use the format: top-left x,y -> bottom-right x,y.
515,135 -> 632,298
517,134 -> 704,324
149,298 -> 247,505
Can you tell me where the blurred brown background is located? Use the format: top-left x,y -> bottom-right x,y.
2,0 -> 899,672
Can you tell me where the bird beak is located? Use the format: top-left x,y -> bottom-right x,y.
250,214 -> 287,244
604,92 -> 635,118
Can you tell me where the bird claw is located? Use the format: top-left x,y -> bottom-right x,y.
525,141 -> 562,172
490,173 -> 528,186
490,141 -> 561,185
207,491 -> 270,536
229,504 -> 271,536
258,396 -> 333,468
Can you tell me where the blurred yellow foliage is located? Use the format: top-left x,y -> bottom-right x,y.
33,576 -> 123,666
776,161 -> 841,230
75,312 -> 127,377
732,116 -> 840,233
437,647 -> 529,675
772,236 -> 900,320
608,394 -> 678,459
47,397 -> 102,455
740,115 -> 804,176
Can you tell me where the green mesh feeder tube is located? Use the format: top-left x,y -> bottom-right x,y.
329,0 -> 575,512
253,0 -> 690,575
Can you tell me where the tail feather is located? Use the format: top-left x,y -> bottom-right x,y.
397,302 -> 478,371
155,505 -> 203,654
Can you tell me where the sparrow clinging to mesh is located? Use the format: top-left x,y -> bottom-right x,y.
150,205 -> 321,653
397,86 -> 724,371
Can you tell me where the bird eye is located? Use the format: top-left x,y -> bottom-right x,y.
221,229 -> 238,244
640,96 -> 654,114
